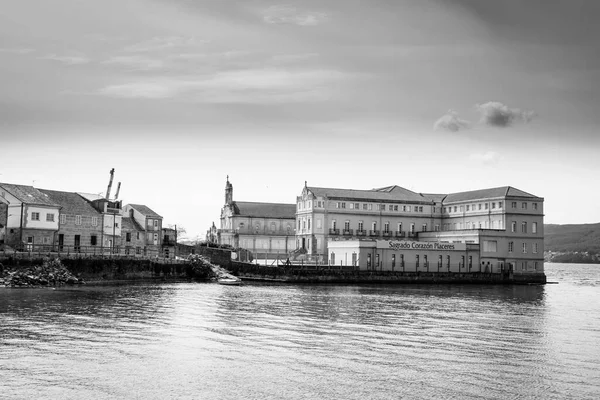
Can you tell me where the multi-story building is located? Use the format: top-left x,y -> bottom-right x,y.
0,183 -> 61,249
123,204 -> 163,253
39,189 -> 103,252
297,183 -> 545,281
121,215 -> 146,256
218,177 -> 296,260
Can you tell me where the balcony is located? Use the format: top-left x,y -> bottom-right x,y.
408,232 -> 418,238
395,231 -> 406,238
369,230 -> 380,237
342,229 -> 353,236
329,228 -> 340,235
356,230 -> 366,237
382,231 -> 392,238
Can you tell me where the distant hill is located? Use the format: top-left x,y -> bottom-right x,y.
545,223 -> 600,254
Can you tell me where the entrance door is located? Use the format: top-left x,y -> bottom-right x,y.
74,235 -> 81,253
301,238 -> 306,249
27,236 -> 33,251
58,234 -> 64,251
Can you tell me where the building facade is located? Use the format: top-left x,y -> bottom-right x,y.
123,204 -> 163,254
218,177 -> 296,260
39,189 -> 103,252
0,183 -> 61,249
297,184 -> 545,280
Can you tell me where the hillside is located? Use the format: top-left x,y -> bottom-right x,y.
544,223 -> 600,254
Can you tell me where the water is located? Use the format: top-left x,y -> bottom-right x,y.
1,264 -> 599,400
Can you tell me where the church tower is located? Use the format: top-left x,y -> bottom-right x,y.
225,175 -> 233,205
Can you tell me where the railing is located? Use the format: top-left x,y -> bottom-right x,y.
369,230 -> 380,237
408,232 -> 418,238
0,243 -> 178,260
329,229 -> 340,235
356,230 -> 366,236
342,229 -> 353,236
382,231 -> 392,238
395,231 -> 406,238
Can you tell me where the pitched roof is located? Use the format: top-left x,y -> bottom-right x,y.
307,185 -> 429,203
127,204 -> 162,218
77,192 -> 105,202
232,201 -> 295,219
0,183 -> 60,207
39,189 -> 101,216
121,216 -> 145,232
443,186 -> 541,203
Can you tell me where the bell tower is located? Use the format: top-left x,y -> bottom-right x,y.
225,175 -> 233,205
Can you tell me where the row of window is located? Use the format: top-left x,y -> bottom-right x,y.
511,221 -> 538,234
511,201 -> 539,210
444,202 -> 503,214
298,200 -> 426,213
30,212 -> 101,227
508,241 -> 539,254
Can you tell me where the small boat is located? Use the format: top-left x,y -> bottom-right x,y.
218,277 -> 242,286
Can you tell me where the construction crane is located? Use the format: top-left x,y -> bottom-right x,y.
114,182 -> 121,200
105,168 -> 115,199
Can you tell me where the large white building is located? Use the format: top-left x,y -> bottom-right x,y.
296,184 -> 545,282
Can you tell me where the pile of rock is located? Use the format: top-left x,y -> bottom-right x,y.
0,258 -> 84,287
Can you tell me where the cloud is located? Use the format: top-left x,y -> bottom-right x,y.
103,55 -> 165,71
476,101 -> 535,127
124,36 -> 207,52
433,110 -> 471,132
0,48 -> 35,55
262,5 -> 328,26
40,54 -> 90,65
97,68 -> 347,103
469,151 -> 502,165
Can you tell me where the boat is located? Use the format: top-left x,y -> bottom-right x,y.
217,277 -> 242,286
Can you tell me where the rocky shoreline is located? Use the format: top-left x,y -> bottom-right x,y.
0,258 -> 83,287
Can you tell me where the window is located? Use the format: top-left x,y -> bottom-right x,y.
344,221 -> 350,231
533,243 -> 538,254
75,215 -> 82,225
498,201 -> 503,208
307,220 -> 311,230
136,232 -> 140,240
394,205 -> 398,211
126,233 -> 131,242
485,203 -> 489,210
422,224 -> 427,232
532,222 -> 537,234
330,252 -> 335,266
298,202 -> 302,210
478,204 -> 482,210
522,243 -> 527,253
147,219 -> 153,227
533,203 -> 538,210
419,206 -> 423,212
443,207 -> 446,213
384,222 -> 389,233
397,223 -> 402,233
522,202 -> 527,209
154,220 -> 158,228
332,220 -> 337,230
363,204 -> 368,210
354,203 -> 359,209
460,206 -> 464,212
317,219 -> 322,229
46,213 -> 55,222
115,222 -> 119,228
492,202 -> 496,209
302,220 -> 306,229
91,235 -> 97,246
521,222 -> 527,233
392,254 -> 396,269
91,217 -> 98,226
60,214 -> 66,224
372,222 -> 377,231
454,206 -> 457,212
407,206 -> 411,212
511,221 -> 517,233
31,212 -> 40,221
358,221 -> 363,231
388,205 -> 393,211
466,205 -> 470,211
512,201 -> 517,208
410,223 -> 415,233
341,202 -> 346,209
508,241 -> 514,253
483,240 -> 497,252
368,204 -> 373,211
434,224 -> 440,231
349,203 -> 354,209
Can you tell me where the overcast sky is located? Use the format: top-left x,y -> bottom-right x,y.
1,0 -> 599,239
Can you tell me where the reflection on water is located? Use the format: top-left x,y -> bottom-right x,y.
1,264 -> 599,400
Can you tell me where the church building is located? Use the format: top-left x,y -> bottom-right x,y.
218,177 -> 296,261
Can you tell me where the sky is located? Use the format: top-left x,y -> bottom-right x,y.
1,0 -> 599,240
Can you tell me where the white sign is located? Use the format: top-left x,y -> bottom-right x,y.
378,240 -> 466,251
